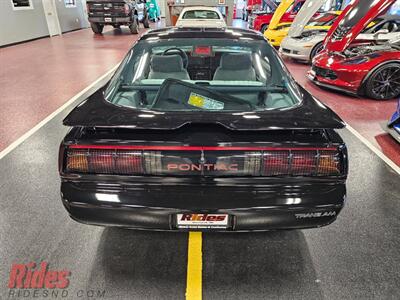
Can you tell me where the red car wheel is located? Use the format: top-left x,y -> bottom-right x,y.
365,63 -> 400,100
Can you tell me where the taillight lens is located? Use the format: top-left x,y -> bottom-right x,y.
64,146 -> 343,177
66,149 -> 143,175
291,151 -> 318,176
317,150 -> 342,176
263,151 -> 290,176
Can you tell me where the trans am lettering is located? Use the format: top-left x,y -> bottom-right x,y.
167,163 -> 238,171
295,211 -> 336,219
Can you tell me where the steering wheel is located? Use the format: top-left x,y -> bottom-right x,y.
162,47 -> 189,69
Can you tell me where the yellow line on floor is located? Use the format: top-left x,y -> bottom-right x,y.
186,232 -> 203,300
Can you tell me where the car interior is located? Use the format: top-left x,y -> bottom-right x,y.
109,46 -> 298,111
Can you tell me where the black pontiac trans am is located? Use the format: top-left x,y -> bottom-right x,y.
59,27 -> 348,231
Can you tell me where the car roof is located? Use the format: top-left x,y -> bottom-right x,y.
140,27 -> 265,41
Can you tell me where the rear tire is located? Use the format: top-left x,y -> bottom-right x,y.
129,19 -> 139,34
90,22 -> 104,34
260,24 -> 268,34
365,63 -> 400,100
310,42 -> 323,61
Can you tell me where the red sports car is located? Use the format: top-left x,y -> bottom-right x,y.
309,0 -> 400,100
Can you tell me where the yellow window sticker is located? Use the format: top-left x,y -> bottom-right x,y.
188,93 -> 224,110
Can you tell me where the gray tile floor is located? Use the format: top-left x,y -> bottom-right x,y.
0,90 -> 399,299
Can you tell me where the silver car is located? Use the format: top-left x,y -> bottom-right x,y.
279,0 -> 340,63
280,1 -> 400,63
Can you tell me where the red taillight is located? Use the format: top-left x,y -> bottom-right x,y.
263,151 -> 290,176
291,151 -> 317,176
64,146 -> 343,177
263,150 -> 341,177
66,149 -> 143,175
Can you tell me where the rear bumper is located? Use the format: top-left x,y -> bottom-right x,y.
61,178 -> 346,232
88,16 -> 131,24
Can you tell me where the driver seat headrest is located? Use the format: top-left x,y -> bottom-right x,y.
150,55 -> 185,73
148,54 -> 190,80
219,53 -> 253,70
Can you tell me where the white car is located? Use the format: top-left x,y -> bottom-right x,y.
176,6 -> 226,28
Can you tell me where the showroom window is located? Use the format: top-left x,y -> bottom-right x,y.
11,0 -> 33,10
64,0 -> 76,8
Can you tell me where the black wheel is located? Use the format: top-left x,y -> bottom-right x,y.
260,24 -> 268,34
90,22 -> 103,34
143,17 -> 150,28
310,42 -> 324,61
129,19 -> 139,34
365,63 -> 400,100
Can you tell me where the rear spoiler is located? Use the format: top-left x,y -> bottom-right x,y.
63,83 -> 345,131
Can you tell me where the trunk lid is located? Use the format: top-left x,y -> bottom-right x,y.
288,0 -> 325,38
63,84 -> 345,130
324,0 -> 396,53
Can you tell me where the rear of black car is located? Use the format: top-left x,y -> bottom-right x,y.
58,28 -> 348,231
59,125 -> 347,231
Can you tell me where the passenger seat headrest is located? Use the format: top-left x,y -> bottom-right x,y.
150,55 -> 185,73
220,53 -> 253,70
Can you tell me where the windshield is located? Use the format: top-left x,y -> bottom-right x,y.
105,38 -> 301,112
307,12 -> 339,27
182,10 -> 221,20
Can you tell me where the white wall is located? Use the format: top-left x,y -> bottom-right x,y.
54,0 -> 89,33
0,0 -> 49,46
0,0 -> 88,47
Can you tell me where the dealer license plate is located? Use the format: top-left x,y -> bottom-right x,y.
104,17 -> 112,22
176,213 -> 229,229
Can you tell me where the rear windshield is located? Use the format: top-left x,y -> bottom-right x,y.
105,37 -> 301,112
182,10 -> 220,20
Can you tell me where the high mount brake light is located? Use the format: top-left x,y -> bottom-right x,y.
64,146 -> 343,177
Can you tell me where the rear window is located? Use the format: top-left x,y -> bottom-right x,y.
182,10 -> 220,20
105,37 -> 301,112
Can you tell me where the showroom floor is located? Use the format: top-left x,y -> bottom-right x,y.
0,23 -> 399,299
